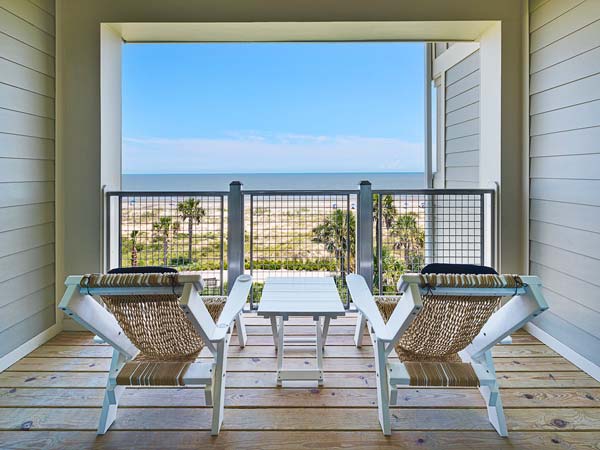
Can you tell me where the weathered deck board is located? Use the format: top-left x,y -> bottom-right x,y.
0,317 -> 598,449
1,387 -> 598,408
0,431 -> 599,450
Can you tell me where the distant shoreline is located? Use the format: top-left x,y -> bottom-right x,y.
122,172 -> 425,191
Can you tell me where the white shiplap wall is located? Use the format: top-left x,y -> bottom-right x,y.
529,0 -> 600,367
0,0 -> 55,358
444,50 -> 480,188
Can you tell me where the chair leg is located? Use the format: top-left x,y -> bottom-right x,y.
374,339 -> 391,435
477,350 -> 508,437
211,337 -> 229,436
354,312 -> 367,348
235,312 -> 247,348
98,349 -> 127,435
204,382 -> 213,406
480,383 -> 508,437
98,385 -> 125,434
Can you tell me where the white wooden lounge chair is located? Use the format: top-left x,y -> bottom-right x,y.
58,271 -> 252,436
348,272 -> 548,436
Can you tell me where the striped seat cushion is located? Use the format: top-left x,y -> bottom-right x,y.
404,361 -> 480,387
116,360 -> 194,386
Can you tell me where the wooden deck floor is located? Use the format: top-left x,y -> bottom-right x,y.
1,313 -> 599,449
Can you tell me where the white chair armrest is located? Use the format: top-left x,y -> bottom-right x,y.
211,275 -> 252,342
347,274 -> 393,341
59,280 -> 138,359
465,279 -> 548,362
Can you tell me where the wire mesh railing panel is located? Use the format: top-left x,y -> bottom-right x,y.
247,193 -> 356,308
373,192 -> 487,295
116,193 -> 226,295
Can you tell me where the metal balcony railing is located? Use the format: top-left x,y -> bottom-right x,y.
105,182 -> 495,308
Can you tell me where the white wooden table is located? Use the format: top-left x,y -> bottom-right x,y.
257,277 -> 346,386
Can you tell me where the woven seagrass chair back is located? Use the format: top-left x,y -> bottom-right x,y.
81,273 -> 224,362
377,273 -> 523,362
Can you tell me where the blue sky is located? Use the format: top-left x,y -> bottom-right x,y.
122,42 -> 425,174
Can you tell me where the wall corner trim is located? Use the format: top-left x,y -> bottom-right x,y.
525,323 -> 600,382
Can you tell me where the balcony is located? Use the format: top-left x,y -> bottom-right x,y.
2,0 -> 600,448
1,315 -> 598,448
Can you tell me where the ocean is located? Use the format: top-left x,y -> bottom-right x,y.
122,172 -> 425,192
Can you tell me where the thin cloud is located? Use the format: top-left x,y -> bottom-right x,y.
123,133 -> 424,174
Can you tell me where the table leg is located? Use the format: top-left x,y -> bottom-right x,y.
321,317 -> 331,350
315,318 -> 324,386
270,316 -> 279,352
276,317 -> 285,386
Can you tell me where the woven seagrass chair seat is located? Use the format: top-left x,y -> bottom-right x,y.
374,273 -> 524,388
80,273 -> 227,386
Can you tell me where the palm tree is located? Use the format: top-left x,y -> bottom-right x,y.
373,194 -> 397,229
312,209 -> 356,276
153,217 -> 179,266
129,230 -> 140,267
390,212 -> 425,271
177,198 -> 206,263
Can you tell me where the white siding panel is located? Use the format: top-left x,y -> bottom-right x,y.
0,108 -> 54,138
530,73 -> 600,115
0,158 -> 54,182
531,199 -> 600,234
0,243 -> 54,284
531,0 -> 552,13
530,178 -> 600,206
0,133 -> 53,159
445,150 -> 478,168
532,311 -> 600,366
0,32 -> 54,76
0,8 -> 54,55
0,181 -> 54,207
445,70 -> 479,99
445,50 -> 479,85
445,118 -> 479,140
531,262 -> 599,311
0,0 -> 55,35
443,50 -> 480,188
0,284 -> 54,332
28,0 -> 55,17
445,86 -> 479,113
530,154 -> 600,179
0,202 -> 54,232
0,82 -> 54,118
540,287 -> 600,337
530,20 -> 600,73
530,99 -> 600,135
445,166 -> 478,183
444,180 -> 478,188
0,58 -> 54,96
445,134 -> 479,154
0,0 -> 56,356
0,222 -> 54,258
530,0 -> 600,52
530,220 -> 600,260
530,241 -> 600,283
0,305 -> 54,358
445,102 -> 479,126
530,0 -> 586,32
530,126 -> 600,157
0,263 -> 54,308
530,45 -> 600,94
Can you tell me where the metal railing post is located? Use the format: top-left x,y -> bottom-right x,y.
227,181 -> 244,295
357,181 -> 374,291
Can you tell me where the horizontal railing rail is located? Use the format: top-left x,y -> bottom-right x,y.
105,182 -> 496,308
